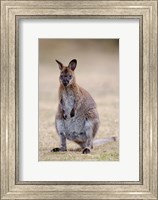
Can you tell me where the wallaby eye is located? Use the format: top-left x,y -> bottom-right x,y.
69,75 -> 72,79
60,75 -> 64,79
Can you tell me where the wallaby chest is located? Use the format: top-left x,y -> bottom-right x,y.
61,89 -> 75,115
60,88 -> 86,136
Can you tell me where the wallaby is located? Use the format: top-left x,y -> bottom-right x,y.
52,59 -> 117,154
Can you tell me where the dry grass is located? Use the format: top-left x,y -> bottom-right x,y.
39,39 -> 119,161
40,141 -> 119,161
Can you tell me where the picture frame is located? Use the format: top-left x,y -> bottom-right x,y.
0,0 -> 157,199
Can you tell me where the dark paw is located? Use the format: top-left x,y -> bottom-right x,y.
63,114 -> 67,120
62,110 -> 67,120
51,147 -> 60,152
70,108 -> 75,117
51,148 -> 67,152
82,148 -> 91,154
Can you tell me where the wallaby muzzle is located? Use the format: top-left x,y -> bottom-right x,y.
62,80 -> 69,86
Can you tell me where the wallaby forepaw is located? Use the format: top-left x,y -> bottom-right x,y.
70,108 -> 75,118
82,147 -> 91,154
63,114 -> 67,120
51,147 -> 67,152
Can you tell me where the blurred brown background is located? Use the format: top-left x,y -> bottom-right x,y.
39,39 -> 119,161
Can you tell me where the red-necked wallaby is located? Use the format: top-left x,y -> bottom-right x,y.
52,59 -> 117,154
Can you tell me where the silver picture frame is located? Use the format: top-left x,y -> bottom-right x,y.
1,0 -> 157,199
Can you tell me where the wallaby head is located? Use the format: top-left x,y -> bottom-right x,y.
55,59 -> 77,87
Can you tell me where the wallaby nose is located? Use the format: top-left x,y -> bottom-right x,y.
63,80 -> 69,86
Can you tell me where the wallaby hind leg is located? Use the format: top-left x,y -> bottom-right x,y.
52,119 -> 67,152
75,139 -> 93,152
51,132 -> 67,152
81,121 -> 98,154
82,139 -> 93,154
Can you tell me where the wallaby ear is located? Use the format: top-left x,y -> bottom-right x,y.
68,59 -> 77,71
55,60 -> 63,70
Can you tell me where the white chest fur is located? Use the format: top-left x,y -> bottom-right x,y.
62,89 -> 75,116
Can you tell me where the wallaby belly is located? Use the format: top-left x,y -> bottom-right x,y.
61,90 -> 87,142
64,113 -> 87,142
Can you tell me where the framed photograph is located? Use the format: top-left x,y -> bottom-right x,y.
1,0 -> 157,199
38,38 -> 119,161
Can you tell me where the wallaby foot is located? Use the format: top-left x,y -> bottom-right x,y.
51,147 -> 67,152
82,147 -> 91,154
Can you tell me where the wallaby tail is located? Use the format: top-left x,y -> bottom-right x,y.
93,136 -> 118,147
